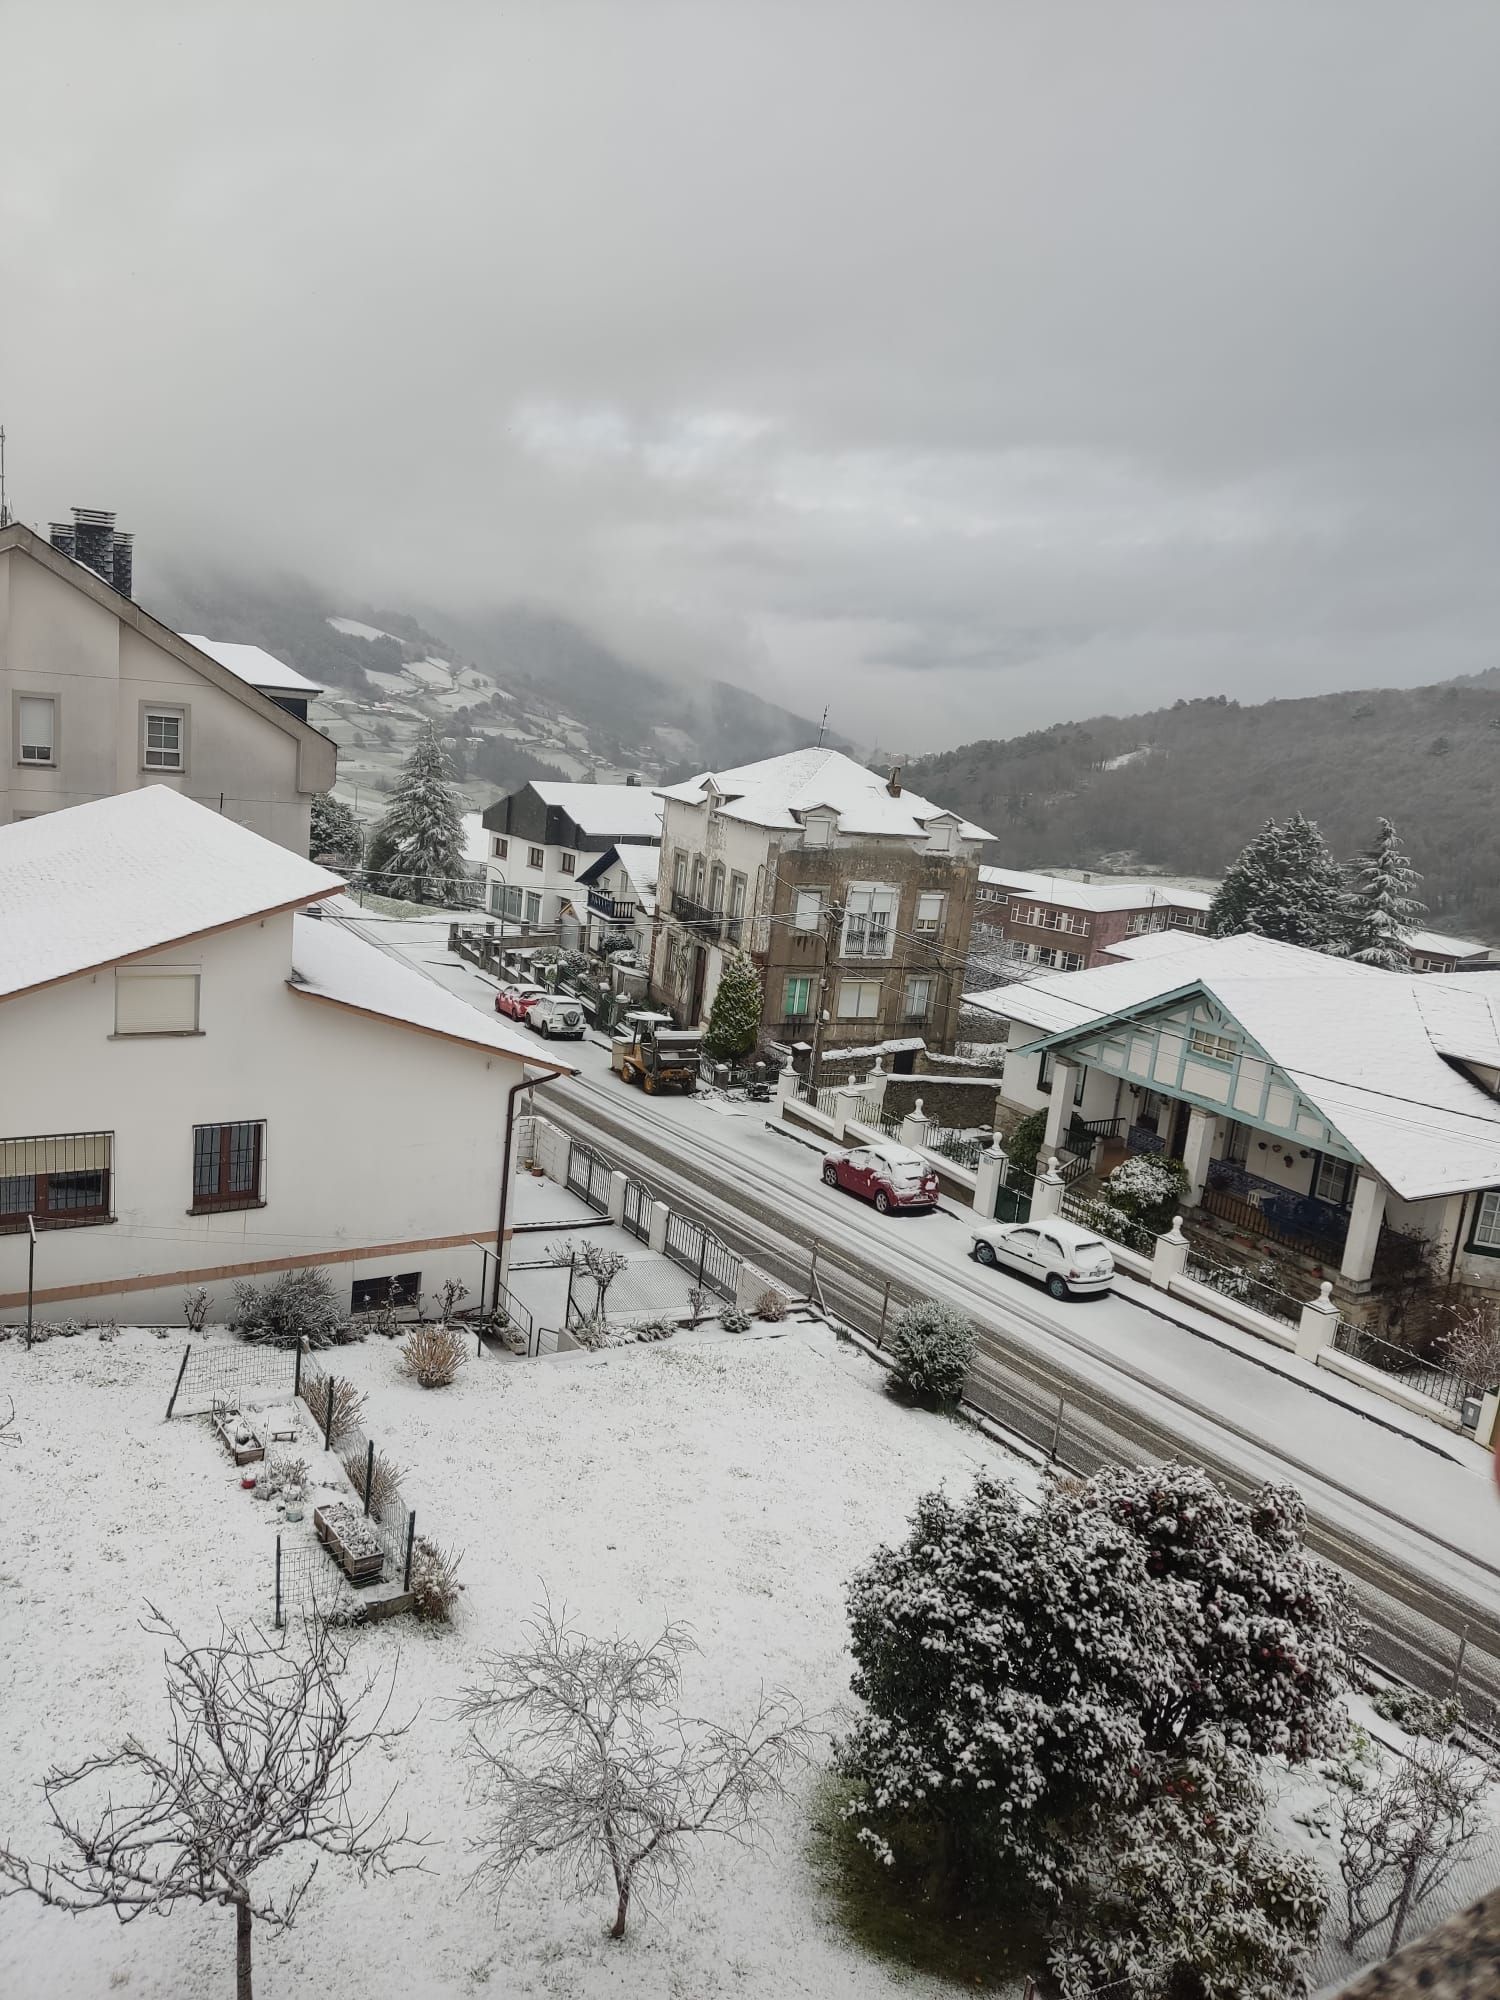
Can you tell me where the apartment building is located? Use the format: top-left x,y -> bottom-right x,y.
973,867 -> 1212,973
480,780 -> 662,938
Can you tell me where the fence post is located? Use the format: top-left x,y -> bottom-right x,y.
275,1536 -> 283,1631
363,1439 -> 375,1516
973,1142 -> 1007,1221
1050,1393 -> 1065,1462
323,1384 -> 335,1454
1450,1621 -> 1470,1696
698,1233 -> 708,1294
1031,1157 -> 1065,1222
606,1169 -> 628,1225
403,1513 -> 416,1593
647,1200 -> 671,1254
165,1344 -> 192,1422
1150,1216 -> 1189,1291
809,1240 -> 819,1296
294,1339 -> 303,1402
878,1279 -> 892,1348
1295,1280 -> 1340,1361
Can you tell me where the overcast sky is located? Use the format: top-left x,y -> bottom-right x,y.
3,3 -> 1497,750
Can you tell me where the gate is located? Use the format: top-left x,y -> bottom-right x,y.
622,1175 -> 655,1243
992,1164 -> 1033,1224
566,1140 -> 610,1214
664,1210 -> 742,1301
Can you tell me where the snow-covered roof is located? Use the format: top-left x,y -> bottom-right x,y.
180,635 -> 323,696
612,843 -> 661,907
980,865 -> 1212,915
1407,927 -> 1490,962
0,787 -> 342,1002
289,912 -> 574,1071
529,783 -> 663,842
968,931 -> 1500,1200
656,748 -> 993,842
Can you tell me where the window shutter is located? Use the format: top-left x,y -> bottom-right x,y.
114,970 -> 200,1034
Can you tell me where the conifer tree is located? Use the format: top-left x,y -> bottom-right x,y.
1208,812 -> 1352,954
309,791 -> 364,873
1346,817 -> 1425,970
365,724 -> 467,904
703,948 -> 763,1059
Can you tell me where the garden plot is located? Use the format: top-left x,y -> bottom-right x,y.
0,1320 -> 1034,1998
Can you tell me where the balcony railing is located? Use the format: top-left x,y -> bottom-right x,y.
587,888 -> 637,923
1200,1158 -> 1349,1260
669,892 -> 742,945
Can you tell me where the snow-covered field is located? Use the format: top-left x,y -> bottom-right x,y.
0,1322 -> 1027,1998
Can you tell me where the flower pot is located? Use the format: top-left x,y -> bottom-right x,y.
284,1500 -> 304,1523
240,1473 -> 258,1491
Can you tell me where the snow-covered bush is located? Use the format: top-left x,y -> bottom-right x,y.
719,1306 -> 752,1333
409,1537 -> 464,1623
231,1267 -> 348,1349
1335,1738 -> 1491,1955
570,1311 -> 612,1351
181,1285 -> 211,1333
1074,1198 -> 1156,1256
300,1370 -> 366,1447
632,1316 -> 675,1343
432,1276 -> 470,1323
1369,1685 -> 1462,1742
340,1443 -> 405,1516
399,1322 -> 468,1389
885,1300 -> 975,1409
1101,1153 -> 1191,1236
1005,1108 -> 1047,1179
755,1290 -> 789,1323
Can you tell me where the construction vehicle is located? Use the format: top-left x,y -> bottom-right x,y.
614,1012 -> 703,1095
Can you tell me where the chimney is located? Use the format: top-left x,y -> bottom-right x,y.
71,506 -> 117,580
48,521 -> 77,558
111,531 -> 134,599
886,765 -> 902,797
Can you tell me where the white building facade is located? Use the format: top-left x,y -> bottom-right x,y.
480,781 -> 662,940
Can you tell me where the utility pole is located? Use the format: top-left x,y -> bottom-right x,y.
805,897 -> 844,1090
0,424 -> 10,527
816,704 -> 828,748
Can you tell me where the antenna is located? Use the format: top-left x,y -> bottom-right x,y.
0,425 -> 9,527
816,704 -> 829,748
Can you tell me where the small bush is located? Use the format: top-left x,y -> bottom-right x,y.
340,1442 -> 406,1515
231,1267 -> 348,1349
886,1301 -> 976,1410
409,1537 -> 464,1622
182,1285 -> 211,1333
571,1311 -> 612,1351
400,1323 -> 468,1389
257,1451 -> 310,1503
1370,1685 -> 1462,1741
1099,1153 -> 1192,1237
756,1290 -> 789,1323
433,1277 -> 470,1322
633,1316 -> 676,1343
719,1306 -> 752,1333
301,1370 -> 367,1447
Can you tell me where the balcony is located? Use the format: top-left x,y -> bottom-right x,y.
587,887 -> 638,924
670,892 -> 742,946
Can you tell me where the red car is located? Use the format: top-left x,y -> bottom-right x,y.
822,1143 -> 940,1214
495,981 -> 548,1020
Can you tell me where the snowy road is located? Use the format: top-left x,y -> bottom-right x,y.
337,915 -> 1500,1699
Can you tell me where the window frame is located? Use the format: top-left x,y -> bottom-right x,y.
783,974 -> 814,1020
708,862 -> 725,911
0,1131 -> 115,1233
351,1270 -> 422,1316
190,1120 -> 266,1215
491,836 -> 508,861
524,890 -> 542,924
1467,1189 -> 1500,1257
914,891 -> 945,933
1188,1026 -> 1237,1064
836,978 -> 882,1021
526,844 -> 546,870
672,852 -> 688,897
15,692 -> 58,767
140,702 -> 188,774
1313,1154 -> 1355,1209
841,883 -> 897,960
113,968 -> 202,1037
903,974 -> 934,1020
560,851 -> 576,876
792,888 -> 824,932
728,872 -> 747,920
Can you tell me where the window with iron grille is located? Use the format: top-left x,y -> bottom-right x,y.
0,1132 -> 113,1231
191,1121 -> 265,1213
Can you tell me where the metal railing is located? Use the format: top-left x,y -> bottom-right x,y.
586,889 -> 637,922
621,1174 -> 656,1243
1199,1183 -> 1346,1260
1182,1247 -> 1302,1330
664,1210 -> 742,1300
565,1139 -> 611,1214
1331,1321 -> 1477,1423
670,891 -> 725,938
1058,1189 -> 1157,1256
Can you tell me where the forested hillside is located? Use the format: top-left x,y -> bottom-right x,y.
904,679 -> 1500,937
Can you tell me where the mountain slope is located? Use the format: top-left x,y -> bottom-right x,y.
904,681 -> 1500,937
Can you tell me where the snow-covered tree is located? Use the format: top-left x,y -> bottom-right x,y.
0,1610 -> 420,2000
1048,1740 -> 1328,2000
364,724 -> 467,904
703,948 -> 763,1060
1099,1154 -> 1192,1236
1335,1738 -> 1491,1957
1208,813 -> 1353,954
885,1299 -> 976,1408
1346,817 -> 1426,970
309,790 -> 364,873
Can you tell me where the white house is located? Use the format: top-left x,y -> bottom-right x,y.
967,929 -> 1500,1309
576,842 -> 660,965
2,517 -> 336,852
479,781 -> 662,940
0,787 -> 572,1325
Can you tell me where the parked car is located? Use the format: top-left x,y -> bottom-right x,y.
821,1144 -> 940,1214
969,1218 -> 1114,1300
528,994 -> 586,1041
495,982 -> 548,1020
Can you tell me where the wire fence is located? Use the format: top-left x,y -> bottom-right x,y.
294,1360 -> 417,1604
166,1340 -> 300,1420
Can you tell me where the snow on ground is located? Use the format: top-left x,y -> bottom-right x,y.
0,1323 -> 1028,1999
327,615 -> 397,642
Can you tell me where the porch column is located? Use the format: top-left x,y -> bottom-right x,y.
1181,1107 -> 1217,1205
1339,1172 -> 1387,1286
1042,1060 -> 1079,1156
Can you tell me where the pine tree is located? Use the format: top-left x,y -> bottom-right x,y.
309,791 -> 364,873
1346,817 -> 1425,970
1208,812 -> 1352,954
364,724 -> 467,904
703,948 -> 763,1059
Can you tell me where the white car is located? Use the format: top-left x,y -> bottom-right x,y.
969,1218 -> 1114,1300
528,994 -> 586,1040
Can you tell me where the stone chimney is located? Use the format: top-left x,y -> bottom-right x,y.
886,765 -> 902,797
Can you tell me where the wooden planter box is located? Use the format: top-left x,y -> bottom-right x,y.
313,1503 -> 385,1586
213,1412 -> 264,1467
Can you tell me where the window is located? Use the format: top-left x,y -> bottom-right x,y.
0,1132 -> 113,1231
802,815 -> 833,847
842,884 -> 897,959
560,852 -> 576,875
1038,1050 -> 1054,1091
1014,904 -> 1089,936
114,969 -> 201,1035
914,891 -> 945,933
708,863 -> 725,911
1125,911 -> 1165,936
491,836 -> 508,860
1060,951 -> 1084,971
351,1271 -> 421,1315
491,881 -> 522,918
1471,1190 -> 1500,1254
17,695 -> 56,765
191,1121 -> 265,1213
672,852 -> 688,897
837,979 -> 882,1020
1189,1027 -> 1236,1063
691,857 -> 706,903
142,706 -> 185,772
524,891 -> 542,923
928,823 -> 954,852
527,845 -> 545,869
793,888 -> 823,932
903,975 -> 933,1020
783,975 -> 814,1020
728,872 -> 747,919
1314,1155 -> 1355,1207
1224,1121 -> 1251,1165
